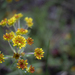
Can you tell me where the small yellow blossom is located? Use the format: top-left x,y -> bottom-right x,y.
13,53 -> 20,59
26,37 -> 34,45
3,31 -> 15,41
24,17 -> 33,27
8,17 -> 16,26
14,13 -> 23,19
6,0 -> 12,3
12,35 -> 26,49
26,65 -> 35,73
0,52 -> 5,63
34,48 -> 44,60
17,59 -> 28,70
16,28 -> 28,35
0,18 -> 7,26
21,52 -> 25,56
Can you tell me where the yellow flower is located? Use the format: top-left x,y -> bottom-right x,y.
26,37 -> 34,45
26,65 -> 35,73
6,0 -> 12,3
12,35 -> 26,49
3,31 -> 15,41
17,59 -> 28,70
14,13 -> 23,19
34,48 -> 44,60
13,53 -> 20,59
21,52 -> 25,56
0,51 -> 5,63
8,17 -> 16,26
24,17 -> 33,27
16,28 -> 28,35
0,18 -> 7,26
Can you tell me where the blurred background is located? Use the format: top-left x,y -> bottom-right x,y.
0,0 -> 75,75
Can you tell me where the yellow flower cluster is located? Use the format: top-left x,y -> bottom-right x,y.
8,13 -> 23,26
16,28 -> 28,35
3,31 -> 15,41
0,13 -> 44,73
0,52 -> 5,63
8,17 -> 16,26
17,59 -> 28,70
0,13 -> 23,27
24,17 -> 33,27
34,48 -> 44,60
12,35 -> 26,49
26,37 -> 34,45
0,18 -> 7,26
14,13 -> 23,19
26,65 -> 35,73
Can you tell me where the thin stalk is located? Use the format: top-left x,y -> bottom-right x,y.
45,40 -> 50,75
8,42 -> 16,53
13,25 -> 16,31
25,52 -> 34,55
4,56 -> 13,59
18,19 -> 20,28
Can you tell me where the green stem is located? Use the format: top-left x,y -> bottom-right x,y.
13,25 -> 16,31
8,42 -> 16,53
4,55 -> 13,59
18,19 -> 20,28
45,40 -> 50,75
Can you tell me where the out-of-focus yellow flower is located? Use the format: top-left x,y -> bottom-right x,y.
34,48 -> 44,60
24,17 -> 33,27
16,28 -> 28,35
14,13 -> 23,19
71,66 -> 75,71
26,65 -> 35,73
17,59 -> 28,70
6,0 -> 12,3
0,18 -> 7,26
8,17 -> 16,26
15,0 -> 20,2
12,35 -> 26,49
26,37 -> 34,45
0,51 -> 5,63
3,31 -> 15,41
13,53 -> 20,59
65,33 -> 71,40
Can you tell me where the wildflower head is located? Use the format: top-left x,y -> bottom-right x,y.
17,59 -> 28,70
34,48 -> 44,60
0,51 -> 5,63
0,18 -> 7,26
26,65 -> 35,73
13,53 -> 20,59
24,17 -> 33,27
14,13 -> 23,19
16,28 -> 28,35
8,17 -> 16,26
21,52 -> 25,56
12,35 -> 26,49
26,37 -> 34,45
3,31 -> 15,41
